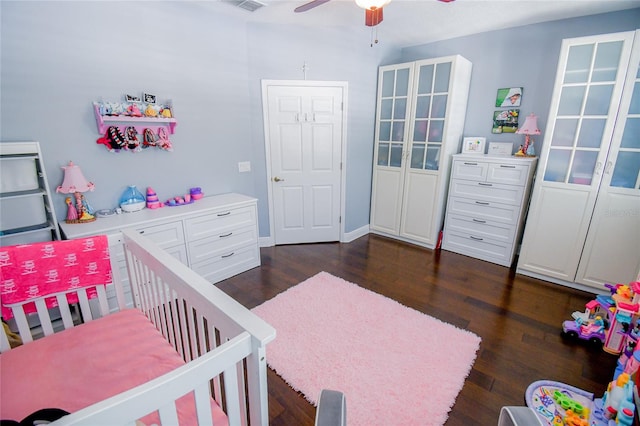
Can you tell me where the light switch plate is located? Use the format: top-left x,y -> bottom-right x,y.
238,161 -> 251,172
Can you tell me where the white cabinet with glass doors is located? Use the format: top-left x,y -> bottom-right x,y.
517,30 -> 640,291
370,55 -> 472,248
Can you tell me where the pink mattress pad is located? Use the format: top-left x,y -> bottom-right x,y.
0,309 -> 228,425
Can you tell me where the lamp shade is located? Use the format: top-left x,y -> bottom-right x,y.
516,113 -> 541,135
355,0 -> 391,10
56,161 -> 95,194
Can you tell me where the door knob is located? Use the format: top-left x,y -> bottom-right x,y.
273,176 -> 285,182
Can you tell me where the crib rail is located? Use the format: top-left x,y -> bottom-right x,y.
119,228 -> 276,426
1,229 -> 275,425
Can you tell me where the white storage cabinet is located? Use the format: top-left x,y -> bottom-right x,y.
370,55 -> 472,249
0,142 -> 60,246
59,193 -> 260,311
517,30 -> 640,291
442,154 -> 537,267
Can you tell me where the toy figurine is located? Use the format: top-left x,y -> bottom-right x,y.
160,107 -> 172,118
126,103 -> 143,117
144,104 -> 158,117
515,145 -> 525,156
526,141 -> 535,156
65,197 -> 78,222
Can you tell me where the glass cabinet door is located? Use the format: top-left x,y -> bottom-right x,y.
377,66 -> 411,168
543,40 -> 624,185
409,61 -> 451,171
609,61 -> 640,189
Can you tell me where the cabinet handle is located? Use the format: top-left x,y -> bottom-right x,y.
478,182 -> 493,187
221,252 -> 235,258
500,165 -> 516,168
475,201 -> 490,205
469,236 -> 483,241
604,161 -> 613,174
472,218 -> 486,223
219,232 -> 233,238
217,212 -> 231,217
139,230 -> 145,234
463,162 -> 478,166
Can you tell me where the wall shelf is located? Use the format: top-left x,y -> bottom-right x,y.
93,104 -> 177,135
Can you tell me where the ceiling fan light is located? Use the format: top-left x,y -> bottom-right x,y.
355,0 -> 390,11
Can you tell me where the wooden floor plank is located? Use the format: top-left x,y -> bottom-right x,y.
218,234 -> 619,425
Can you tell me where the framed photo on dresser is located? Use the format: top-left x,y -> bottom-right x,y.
461,137 -> 486,155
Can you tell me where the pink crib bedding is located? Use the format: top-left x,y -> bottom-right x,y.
0,309 -> 228,425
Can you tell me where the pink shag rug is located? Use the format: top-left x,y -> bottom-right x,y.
252,272 -> 481,426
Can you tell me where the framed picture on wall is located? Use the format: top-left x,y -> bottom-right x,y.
461,137 -> 486,154
495,87 -> 522,107
492,109 -> 519,134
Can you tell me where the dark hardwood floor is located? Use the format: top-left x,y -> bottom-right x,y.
217,234 -> 618,425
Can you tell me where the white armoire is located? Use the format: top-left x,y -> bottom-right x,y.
369,55 -> 472,248
517,30 -> 640,292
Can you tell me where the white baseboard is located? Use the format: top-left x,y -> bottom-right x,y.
259,225 -> 370,247
342,224 -> 370,243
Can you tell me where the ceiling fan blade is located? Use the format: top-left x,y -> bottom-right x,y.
294,0 -> 331,13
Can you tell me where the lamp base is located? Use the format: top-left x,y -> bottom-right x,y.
65,217 -> 97,224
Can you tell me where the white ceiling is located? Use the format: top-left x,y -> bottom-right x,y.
223,0 -> 640,49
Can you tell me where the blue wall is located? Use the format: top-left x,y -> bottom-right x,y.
0,1 -> 394,238
1,2 -> 638,240
400,9 -> 640,156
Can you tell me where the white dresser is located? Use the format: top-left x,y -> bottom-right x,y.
442,154 -> 537,267
59,193 -> 260,310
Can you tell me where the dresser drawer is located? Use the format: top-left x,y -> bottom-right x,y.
191,244 -> 260,284
185,206 -> 256,242
135,221 -> 184,249
445,214 -> 514,243
449,179 -> 525,205
487,163 -> 530,186
447,197 -> 520,224
451,160 -> 489,181
442,230 -> 513,266
188,225 -> 257,265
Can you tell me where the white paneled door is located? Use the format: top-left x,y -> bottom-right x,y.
263,82 -> 346,245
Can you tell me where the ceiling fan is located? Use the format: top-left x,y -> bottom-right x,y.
295,0 -> 455,27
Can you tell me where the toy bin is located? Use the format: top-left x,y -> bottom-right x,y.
0,157 -> 39,193
0,195 -> 47,230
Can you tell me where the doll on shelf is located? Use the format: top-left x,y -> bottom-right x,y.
515,145 -> 526,156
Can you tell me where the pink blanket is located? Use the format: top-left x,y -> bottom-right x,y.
0,236 -> 112,319
0,309 -> 228,425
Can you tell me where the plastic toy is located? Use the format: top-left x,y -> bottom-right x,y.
160,107 -> 172,118
190,187 -> 204,200
145,187 -> 163,209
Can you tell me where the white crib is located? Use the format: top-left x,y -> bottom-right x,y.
0,228 -> 276,425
